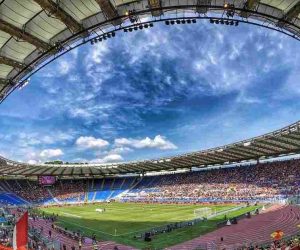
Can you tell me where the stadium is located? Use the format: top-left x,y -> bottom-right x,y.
0,0 -> 299,250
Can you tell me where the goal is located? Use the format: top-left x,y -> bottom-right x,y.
194,207 -> 216,218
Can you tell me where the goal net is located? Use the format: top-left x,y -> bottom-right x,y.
194,207 -> 216,219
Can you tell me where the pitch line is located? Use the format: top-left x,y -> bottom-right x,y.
61,212 -> 82,218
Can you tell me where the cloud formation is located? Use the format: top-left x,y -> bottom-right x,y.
90,154 -> 123,163
0,22 -> 298,163
39,149 -> 64,159
115,135 -> 177,150
76,136 -> 109,149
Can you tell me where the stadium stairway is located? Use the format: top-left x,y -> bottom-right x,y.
0,192 -> 30,206
46,189 -> 59,205
29,218 -> 137,250
166,205 -> 300,250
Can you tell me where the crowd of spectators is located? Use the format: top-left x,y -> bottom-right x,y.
7,180 -> 52,203
125,159 -> 300,203
3,180 -> 85,204
1,158 -> 300,204
50,180 -> 85,202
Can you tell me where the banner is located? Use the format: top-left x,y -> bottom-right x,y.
13,211 -> 28,250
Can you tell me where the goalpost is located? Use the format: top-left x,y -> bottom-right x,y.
194,207 -> 216,219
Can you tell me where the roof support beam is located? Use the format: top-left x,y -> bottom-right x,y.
33,0 -> 82,33
216,150 -> 248,160
228,147 -> 264,157
0,19 -> 50,51
266,137 -> 299,149
0,78 -> 8,85
240,0 -> 260,18
0,56 -> 25,69
271,136 -> 300,149
225,148 -> 256,158
95,0 -> 122,26
196,0 -> 211,14
176,157 -> 207,166
254,141 -> 292,151
248,144 -> 276,154
224,148 -> 253,158
148,0 -> 163,17
285,133 -> 300,141
278,1 -> 300,27
198,154 -> 229,163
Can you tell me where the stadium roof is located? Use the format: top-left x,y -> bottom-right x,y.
1,120 -> 300,177
0,0 -> 299,102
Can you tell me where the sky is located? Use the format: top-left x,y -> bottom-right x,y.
0,21 -> 299,164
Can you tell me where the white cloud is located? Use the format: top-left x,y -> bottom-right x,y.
115,135 -> 177,150
28,159 -> 38,164
90,43 -> 109,64
39,149 -> 63,159
70,108 -> 93,119
90,154 -> 123,163
58,60 -> 72,75
76,136 -> 109,149
109,146 -> 133,154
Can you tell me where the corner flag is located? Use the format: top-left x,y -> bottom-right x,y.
13,211 -> 28,250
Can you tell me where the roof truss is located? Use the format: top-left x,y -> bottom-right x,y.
0,56 -> 25,69
196,0 -> 211,14
0,19 -> 50,51
240,0 -> 260,17
148,0 -> 163,17
278,1 -> 300,26
95,0 -> 122,26
33,0 -> 82,33
254,140 -> 292,152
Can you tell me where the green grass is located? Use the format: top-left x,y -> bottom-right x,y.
39,202 -> 259,249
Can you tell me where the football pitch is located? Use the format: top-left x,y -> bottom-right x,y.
39,202 -> 258,249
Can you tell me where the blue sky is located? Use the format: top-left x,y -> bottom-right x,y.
0,21 -> 299,164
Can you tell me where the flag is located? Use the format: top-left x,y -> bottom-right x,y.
13,211 -> 28,250
271,230 -> 284,240
0,244 -> 13,250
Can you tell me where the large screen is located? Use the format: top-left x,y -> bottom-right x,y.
39,176 -> 56,185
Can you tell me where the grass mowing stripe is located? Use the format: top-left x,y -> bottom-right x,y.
39,203 -> 258,249
58,218 -> 115,236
